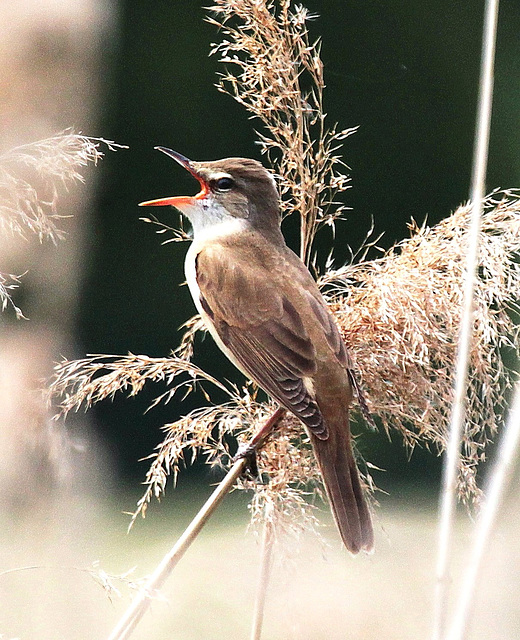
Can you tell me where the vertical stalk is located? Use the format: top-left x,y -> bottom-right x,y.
250,513 -> 276,640
446,380 -> 520,640
431,1 -> 500,638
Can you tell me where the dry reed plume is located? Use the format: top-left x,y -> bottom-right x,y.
0,132 -> 127,318
208,0 -> 355,265
323,192 -> 520,505
50,1 -> 519,545
0,272 -> 24,320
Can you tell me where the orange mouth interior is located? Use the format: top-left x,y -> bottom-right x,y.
139,148 -> 209,207
138,181 -> 208,208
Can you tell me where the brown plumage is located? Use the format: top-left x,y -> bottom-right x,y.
140,149 -> 374,553
195,235 -> 374,553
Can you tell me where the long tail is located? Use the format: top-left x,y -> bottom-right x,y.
310,420 -> 374,554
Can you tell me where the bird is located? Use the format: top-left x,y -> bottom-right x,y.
140,148 -> 374,554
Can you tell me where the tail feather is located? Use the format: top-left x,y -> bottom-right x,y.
310,425 -> 374,554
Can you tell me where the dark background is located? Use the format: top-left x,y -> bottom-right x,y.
80,1 -> 520,490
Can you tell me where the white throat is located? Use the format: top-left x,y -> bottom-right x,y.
182,198 -> 249,332
179,198 -> 248,241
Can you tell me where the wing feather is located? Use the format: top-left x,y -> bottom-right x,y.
195,246 -> 327,436
305,291 -> 349,367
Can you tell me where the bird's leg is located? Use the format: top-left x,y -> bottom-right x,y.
233,406 -> 287,478
233,442 -> 260,478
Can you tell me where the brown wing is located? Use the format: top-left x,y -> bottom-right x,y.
195,244 -> 328,437
304,290 -> 350,368
304,287 -> 372,424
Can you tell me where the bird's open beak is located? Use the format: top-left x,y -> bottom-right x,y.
138,147 -> 209,207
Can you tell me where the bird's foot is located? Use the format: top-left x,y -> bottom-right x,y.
233,442 -> 259,479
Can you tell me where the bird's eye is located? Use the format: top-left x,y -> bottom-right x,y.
214,176 -> 234,191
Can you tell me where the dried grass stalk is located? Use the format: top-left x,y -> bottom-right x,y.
433,4 -> 501,635
323,192 -> 520,505
251,514 -> 276,640
106,407 -> 287,640
0,132 -> 126,243
447,378 -> 520,640
50,345 -> 328,541
208,0 -> 355,264
451,0 -> 501,477
131,0 -> 362,537
0,132 -> 127,318
51,352 -> 229,417
0,271 -> 25,319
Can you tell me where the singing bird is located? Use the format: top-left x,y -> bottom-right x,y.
140,148 -> 374,553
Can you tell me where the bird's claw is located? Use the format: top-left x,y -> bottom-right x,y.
233,442 -> 259,479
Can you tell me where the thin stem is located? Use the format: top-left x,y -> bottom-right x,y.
446,379 -> 520,640
106,407 -> 286,640
107,459 -> 246,640
432,1 -> 500,638
250,512 -> 276,640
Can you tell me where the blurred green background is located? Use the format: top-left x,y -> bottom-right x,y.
83,0 -> 520,489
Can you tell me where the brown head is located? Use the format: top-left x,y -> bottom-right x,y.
139,148 -> 282,240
